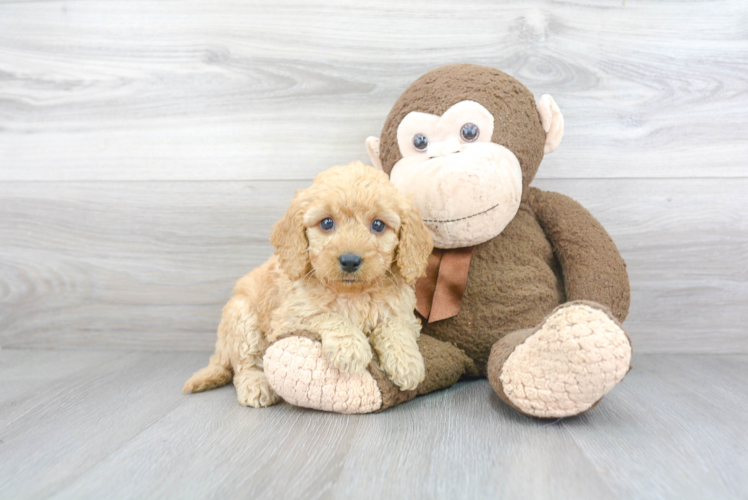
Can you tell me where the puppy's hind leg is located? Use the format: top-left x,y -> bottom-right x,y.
234,368 -> 281,408
233,324 -> 281,407
221,296 -> 281,407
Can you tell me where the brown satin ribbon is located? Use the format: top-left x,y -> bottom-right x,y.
415,247 -> 474,323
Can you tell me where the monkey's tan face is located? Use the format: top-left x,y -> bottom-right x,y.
389,100 -> 523,249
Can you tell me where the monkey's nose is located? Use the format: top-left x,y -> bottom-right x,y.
339,253 -> 362,273
428,137 -> 463,158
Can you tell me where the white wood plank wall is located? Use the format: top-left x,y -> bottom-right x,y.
1,0 -> 746,353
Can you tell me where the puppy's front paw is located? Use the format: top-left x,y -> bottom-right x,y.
380,347 -> 426,391
234,370 -> 281,408
322,329 -> 373,374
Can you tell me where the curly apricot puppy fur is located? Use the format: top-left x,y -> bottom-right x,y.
183,162 -> 433,407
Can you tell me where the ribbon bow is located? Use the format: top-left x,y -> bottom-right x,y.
415,247 -> 474,323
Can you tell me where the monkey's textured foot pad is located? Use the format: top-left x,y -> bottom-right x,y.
264,337 -> 383,414
492,303 -> 632,418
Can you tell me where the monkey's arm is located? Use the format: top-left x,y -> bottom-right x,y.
527,187 -> 630,322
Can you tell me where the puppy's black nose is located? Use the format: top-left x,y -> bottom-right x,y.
339,253 -> 362,273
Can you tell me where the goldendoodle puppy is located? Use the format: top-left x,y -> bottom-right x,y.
183,162 -> 433,408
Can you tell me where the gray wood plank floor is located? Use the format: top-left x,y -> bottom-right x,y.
0,349 -> 745,500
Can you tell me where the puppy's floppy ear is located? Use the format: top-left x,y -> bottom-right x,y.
270,191 -> 311,281
395,200 -> 434,286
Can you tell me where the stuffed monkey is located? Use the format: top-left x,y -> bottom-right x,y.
263,64 -> 632,418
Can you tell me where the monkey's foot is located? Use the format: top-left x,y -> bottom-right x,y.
264,336 -> 383,414
488,301 -> 632,418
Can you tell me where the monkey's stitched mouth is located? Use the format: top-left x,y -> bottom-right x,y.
422,202 -> 501,224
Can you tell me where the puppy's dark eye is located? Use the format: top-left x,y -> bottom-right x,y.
319,218 -> 334,231
413,134 -> 429,152
371,220 -> 386,233
460,123 -> 479,142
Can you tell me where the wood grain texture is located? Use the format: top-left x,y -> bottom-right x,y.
0,348 -> 126,428
1,178 -> 746,353
1,0 -> 747,181
564,354 -> 748,499
0,350 -> 745,499
0,350 -> 203,498
1,0 -> 747,353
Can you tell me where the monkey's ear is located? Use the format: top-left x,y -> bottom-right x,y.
365,136 -> 384,171
537,95 -> 564,154
269,194 -> 311,281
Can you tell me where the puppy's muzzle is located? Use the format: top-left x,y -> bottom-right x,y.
339,253 -> 362,273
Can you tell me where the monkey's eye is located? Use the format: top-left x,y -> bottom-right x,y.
413,134 -> 429,152
460,123 -> 479,142
371,220 -> 386,233
319,218 -> 334,231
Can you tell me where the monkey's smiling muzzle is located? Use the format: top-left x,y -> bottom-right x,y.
390,142 -> 522,249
